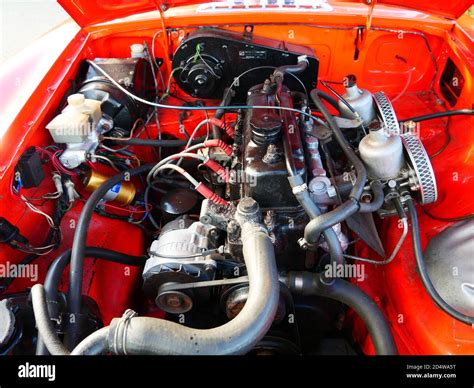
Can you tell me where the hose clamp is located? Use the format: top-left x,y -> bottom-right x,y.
111,309 -> 137,355
292,183 -> 308,195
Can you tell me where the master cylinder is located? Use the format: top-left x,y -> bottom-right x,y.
46,93 -> 112,169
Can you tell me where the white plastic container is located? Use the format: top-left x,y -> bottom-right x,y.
130,43 -> 145,58
62,94 -> 101,124
46,94 -> 101,143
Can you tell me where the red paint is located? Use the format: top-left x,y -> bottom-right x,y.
0,4 -> 473,353
369,0 -> 472,19
56,0 -> 473,28
57,0 -> 210,27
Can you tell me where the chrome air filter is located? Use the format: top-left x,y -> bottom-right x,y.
374,91 -> 400,135
401,132 -> 438,205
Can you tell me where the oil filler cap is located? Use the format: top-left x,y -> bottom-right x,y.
250,113 -> 282,146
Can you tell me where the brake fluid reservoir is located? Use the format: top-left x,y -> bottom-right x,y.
46,94 -> 102,144
338,74 -> 375,125
359,122 -> 405,180
62,93 -> 102,124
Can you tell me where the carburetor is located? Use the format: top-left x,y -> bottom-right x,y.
357,91 -> 438,212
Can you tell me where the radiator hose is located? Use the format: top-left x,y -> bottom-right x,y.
67,164 -> 153,347
281,271 -> 398,355
71,221 -> 279,355
35,247 -> 146,355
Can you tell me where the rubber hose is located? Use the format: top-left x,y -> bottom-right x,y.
31,284 -> 70,355
304,199 -> 359,244
212,88 -> 234,139
406,199 -> 474,325
274,59 -> 309,75
316,90 -> 341,113
282,272 -> 398,355
289,175 -> 344,266
36,248 -> 146,355
72,222 -> 279,355
358,181 -> 384,213
71,327 -> 110,356
67,164 -> 153,347
310,89 -> 367,200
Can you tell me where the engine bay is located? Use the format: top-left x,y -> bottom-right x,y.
0,21 -> 473,356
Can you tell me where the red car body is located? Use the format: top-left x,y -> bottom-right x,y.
0,0 -> 473,355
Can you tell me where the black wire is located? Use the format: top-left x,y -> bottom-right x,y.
320,142 -> 343,205
320,79 -> 344,85
400,109 -> 474,123
93,206 -> 152,236
315,90 -> 341,113
319,80 -> 356,114
318,80 -> 367,134
428,117 -> 451,159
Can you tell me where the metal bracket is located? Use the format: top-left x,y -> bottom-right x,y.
243,25 -> 254,40
334,116 -> 364,129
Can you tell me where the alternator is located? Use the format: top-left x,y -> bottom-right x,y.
142,218 -> 218,314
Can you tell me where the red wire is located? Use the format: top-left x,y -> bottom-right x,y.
52,151 -> 76,176
103,202 -> 152,215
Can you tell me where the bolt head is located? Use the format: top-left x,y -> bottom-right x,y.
238,197 -> 258,213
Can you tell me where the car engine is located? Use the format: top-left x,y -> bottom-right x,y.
0,26 -> 472,357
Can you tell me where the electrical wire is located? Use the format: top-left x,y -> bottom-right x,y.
171,119 -> 214,169
21,195 -> 56,228
222,65 -> 309,105
390,67 -> 414,103
193,43 -> 219,78
151,31 -> 166,90
51,151 -> 76,176
319,80 -> 356,114
143,41 -> 163,161
152,247 -> 222,260
91,155 -> 120,172
146,143 -> 205,184
160,67 -> 184,102
101,119 -> 144,142
143,185 -> 161,230
319,79 -> 367,134
86,60 -> 317,121
429,117 -> 451,159
154,164 -> 199,187
99,110 -> 157,153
